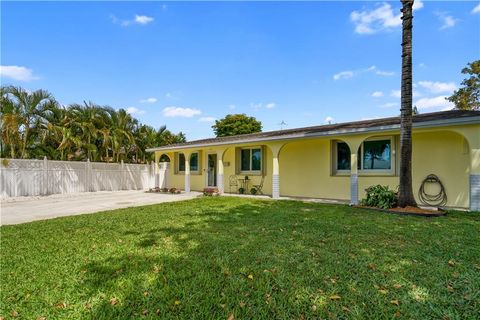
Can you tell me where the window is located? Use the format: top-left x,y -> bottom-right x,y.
177,152 -> 199,172
178,153 -> 186,172
336,142 -> 351,170
333,138 -> 394,174
190,153 -> 198,171
362,139 -> 391,170
240,147 -> 262,172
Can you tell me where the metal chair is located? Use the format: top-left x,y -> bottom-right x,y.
253,175 -> 265,195
229,175 -> 238,193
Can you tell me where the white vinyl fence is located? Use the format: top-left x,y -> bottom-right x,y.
0,158 -> 170,198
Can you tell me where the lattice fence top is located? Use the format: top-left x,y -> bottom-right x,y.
1,158 -> 43,170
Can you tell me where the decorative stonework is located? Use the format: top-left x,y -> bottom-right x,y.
217,173 -> 224,193
185,174 -> 191,193
272,174 -> 280,199
470,174 -> 480,211
350,173 -> 358,205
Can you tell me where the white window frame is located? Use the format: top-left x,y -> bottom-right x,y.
240,147 -> 262,174
358,136 -> 394,175
332,137 -> 395,176
177,152 -> 200,174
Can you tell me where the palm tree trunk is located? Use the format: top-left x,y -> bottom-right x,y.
398,0 -> 417,207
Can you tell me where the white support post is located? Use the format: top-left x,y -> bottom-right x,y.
350,153 -> 359,205
184,154 -> 191,193
270,144 -> 283,199
217,150 -> 225,193
470,148 -> 480,211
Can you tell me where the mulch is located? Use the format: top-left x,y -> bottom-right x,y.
355,205 -> 446,217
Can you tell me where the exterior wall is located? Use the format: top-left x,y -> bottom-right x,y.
279,139 -> 350,200
154,124 -> 477,209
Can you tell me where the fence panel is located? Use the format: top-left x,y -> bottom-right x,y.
0,158 -> 169,198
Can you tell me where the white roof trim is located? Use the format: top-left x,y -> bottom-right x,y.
146,116 -> 480,152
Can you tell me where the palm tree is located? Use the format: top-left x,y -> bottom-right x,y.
3,86 -> 56,158
0,89 -> 22,158
107,108 -> 135,162
398,0 -> 417,207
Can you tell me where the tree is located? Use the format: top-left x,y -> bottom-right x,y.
447,60 -> 480,110
212,114 -> 262,137
398,0 -> 417,208
3,86 -> 56,158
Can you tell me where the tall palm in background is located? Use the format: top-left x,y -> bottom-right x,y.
0,85 -> 185,162
398,0 -> 417,207
3,86 -> 56,159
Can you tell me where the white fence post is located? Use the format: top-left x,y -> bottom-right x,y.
43,156 -> 48,195
85,159 -> 90,192
121,160 -> 125,190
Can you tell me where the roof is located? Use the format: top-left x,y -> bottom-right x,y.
147,110 -> 480,152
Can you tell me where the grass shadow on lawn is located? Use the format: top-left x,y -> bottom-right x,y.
1,198 -> 479,319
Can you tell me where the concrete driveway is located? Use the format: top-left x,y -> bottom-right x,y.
0,191 -> 199,225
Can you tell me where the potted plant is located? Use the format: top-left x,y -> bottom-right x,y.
238,187 -> 245,194
250,187 -> 258,195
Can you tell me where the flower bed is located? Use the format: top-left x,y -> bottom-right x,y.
147,187 -> 182,194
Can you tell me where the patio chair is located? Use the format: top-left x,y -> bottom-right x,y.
229,175 -> 239,193
253,175 -> 265,195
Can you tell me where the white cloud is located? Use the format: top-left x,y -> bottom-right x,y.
415,96 -> 454,110
265,102 -> 276,109
139,97 -> 157,103
371,91 -> 384,97
333,71 -> 354,80
135,15 -> 154,25
110,14 -> 154,27
162,106 -> 201,118
324,116 -> 334,124
251,102 -> 276,109
126,107 -> 145,115
0,65 -> 38,81
333,66 -> 394,80
198,116 -> 216,122
375,70 -> 395,76
435,12 -> 458,30
391,90 -> 401,98
380,102 -> 398,109
473,3 -> 480,14
350,1 -> 423,35
418,81 -> 457,94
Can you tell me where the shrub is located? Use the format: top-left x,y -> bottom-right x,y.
203,188 -> 219,196
169,188 -> 177,194
360,185 -> 398,209
161,187 -> 169,193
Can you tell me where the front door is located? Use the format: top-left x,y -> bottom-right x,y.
207,153 -> 217,187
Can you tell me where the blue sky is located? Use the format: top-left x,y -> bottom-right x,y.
1,1 -> 479,140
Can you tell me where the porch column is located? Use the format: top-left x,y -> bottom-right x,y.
217,149 -> 226,194
154,152 -> 160,188
350,153 -> 359,205
184,151 -> 191,193
269,144 -> 283,199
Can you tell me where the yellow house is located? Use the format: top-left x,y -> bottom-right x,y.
147,110 -> 480,211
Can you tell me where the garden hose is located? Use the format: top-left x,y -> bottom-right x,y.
418,174 -> 447,207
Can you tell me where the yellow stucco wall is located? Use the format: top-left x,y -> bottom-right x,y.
156,124 -> 478,209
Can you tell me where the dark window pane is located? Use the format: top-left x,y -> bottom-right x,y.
190,153 -> 198,171
363,140 -> 391,170
337,142 -> 351,170
179,153 -> 185,171
241,149 -> 250,171
252,148 -> 262,171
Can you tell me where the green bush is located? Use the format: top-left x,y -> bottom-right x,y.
360,185 -> 397,209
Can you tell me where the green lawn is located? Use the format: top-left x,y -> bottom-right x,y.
1,198 -> 479,319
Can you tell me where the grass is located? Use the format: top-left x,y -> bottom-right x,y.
1,197 -> 479,319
